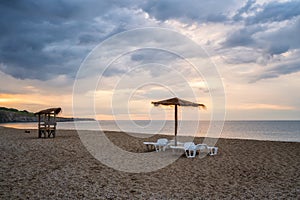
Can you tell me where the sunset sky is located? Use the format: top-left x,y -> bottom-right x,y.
0,0 -> 299,120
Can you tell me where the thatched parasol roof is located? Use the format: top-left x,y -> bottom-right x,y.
151,97 -> 206,146
152,97 -> 206,108
34,107 -> 62,115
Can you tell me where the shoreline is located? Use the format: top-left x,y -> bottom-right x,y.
1,124 -> 299,143
1,127 -> 299,199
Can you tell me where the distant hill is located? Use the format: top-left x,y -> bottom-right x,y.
0,107 -> 94,123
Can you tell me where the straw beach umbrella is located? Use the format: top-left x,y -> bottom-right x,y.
152,97 -> 206,146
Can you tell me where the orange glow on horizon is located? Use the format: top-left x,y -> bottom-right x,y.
0,93 -> 72,114
234,103 -> 294,110
0,94 -> 22,103
95,114 -> 115,120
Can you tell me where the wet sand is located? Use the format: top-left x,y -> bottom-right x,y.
0,127 -> 299,199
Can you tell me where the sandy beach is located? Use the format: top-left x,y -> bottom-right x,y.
0,126 -> 299,199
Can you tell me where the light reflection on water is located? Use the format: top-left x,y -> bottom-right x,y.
1,120 -> 299,142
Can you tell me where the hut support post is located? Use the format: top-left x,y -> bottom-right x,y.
175,104 -> 178,146
53,113 -> 56,137
45,114 -> 48,137
38,114 -> 41,138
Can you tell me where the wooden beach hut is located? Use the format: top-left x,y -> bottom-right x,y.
152,97 -> 206,146
35,108 -> 61,138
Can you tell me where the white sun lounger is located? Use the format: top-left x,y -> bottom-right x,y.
207,146 -> 218,155
196,144 -> 218,156
170,142 -> 197,158
166,140 -> 184,149
195,144 -> 208,153
170,143 -> 218,157
143,138 -> 169,152
184,142 -> 197,158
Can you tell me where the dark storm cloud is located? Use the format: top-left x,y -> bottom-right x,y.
225,0 -> 300,50
224,10 -> 300,55
0,0 -> 133,80
222,26 -> 258,47
141,0 -> 237,23
233,0 -> 257,21
250,59 -> 300,83
102,67 -> 127,77
264,17 -> 300,55
131,49 -> 179,63
233,0 -> 300,24
222,0 -> 300,78
245,0 -> 300,25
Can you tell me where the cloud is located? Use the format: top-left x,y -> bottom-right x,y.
129,48 -> 183,76
245,0 -> 300,25
222,25 -> 260,48
262,17 -> 300,55
223,17 -> 300,55
219,0 -> 300,82
233,0 -> 300,25
0,0 -> 154,80
1,0 -> 299,121
233,0 -> 257,21
1,0 -> 300,85
225,1 -> 300,52
220,47 -> 261,64
141,0 -> 239,23
250,50 -> 300,82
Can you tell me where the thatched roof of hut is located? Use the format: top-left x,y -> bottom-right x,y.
34,108 -> 62,115
152,97 -> 206,108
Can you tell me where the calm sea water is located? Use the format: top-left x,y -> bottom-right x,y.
1,120 -> 299,142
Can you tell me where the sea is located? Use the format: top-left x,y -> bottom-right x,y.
1,120 -> 300,142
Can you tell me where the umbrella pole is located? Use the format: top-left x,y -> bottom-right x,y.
175,105 -> 178,146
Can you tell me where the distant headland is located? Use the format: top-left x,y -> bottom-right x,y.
0,107 -> 95,123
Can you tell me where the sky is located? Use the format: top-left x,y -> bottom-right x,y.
0,0 -> 299,120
